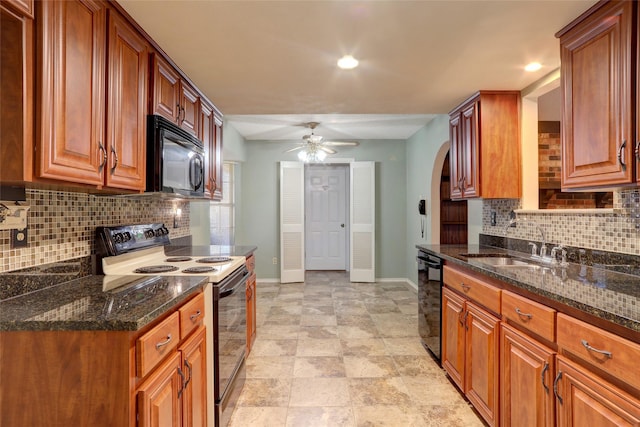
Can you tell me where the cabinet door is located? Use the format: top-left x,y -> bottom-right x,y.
137,351 -> 183,427
460,101 -> 479,198
465,301 -> 499,427
105,10 -> 147,190
0,3 -> 33,183
201,101 -> 216,199
501,323 -> 555,427
449,114 -> 463,199
181,326 -> 207,427
37,0 -> 106,186
559,0 -> 634,189
246,273 -> 257,354
180,82 -> 199,136
442,287 -> 466,390
151,54 -> 180,123
211,114 -> 224,201
555,356 -> 640,427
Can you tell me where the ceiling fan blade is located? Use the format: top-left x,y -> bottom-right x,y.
318,146 -> 337,154
284,146 -> 305,153
323,141 -> 360,147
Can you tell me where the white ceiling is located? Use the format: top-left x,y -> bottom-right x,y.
118,0 -> 595,141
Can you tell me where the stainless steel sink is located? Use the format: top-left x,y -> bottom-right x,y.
472,257 -> 541,270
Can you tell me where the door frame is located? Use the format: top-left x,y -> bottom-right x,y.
281,158 -> 379,283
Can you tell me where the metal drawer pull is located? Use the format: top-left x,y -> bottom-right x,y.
190,310 -> 202,322
461,283 -> 471,292
155,333 -> 172,350
111,146 -> 119,172
553,371 -> 563,404
541,362 -> 549,394
177,366 -> 186,398
581,339 -> 612,359
98,142 -> 107,170
618,140 -> 627,168
515,307 -> 533,319
184,359 -> 193,389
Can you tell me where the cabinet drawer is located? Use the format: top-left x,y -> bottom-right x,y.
557,313 -> 640,392
502,290 -> 556,342
246,255 -> 255,274
137,312 -> 180,378
444,265 -> 501,314
179,292 -> 205,339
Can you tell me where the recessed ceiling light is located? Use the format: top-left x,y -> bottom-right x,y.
337,55 -> 359,70
525,62 -> 542,72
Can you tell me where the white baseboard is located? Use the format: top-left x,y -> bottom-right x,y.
257,277 -> 417,291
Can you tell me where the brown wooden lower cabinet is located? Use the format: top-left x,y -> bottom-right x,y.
500,323 -> 555,427
442,286 -> 500,427
554,356 -> 640,427
0,292 -> 207,427
246,271 -> 257,354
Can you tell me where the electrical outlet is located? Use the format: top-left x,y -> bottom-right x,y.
10,228 -> 28,248
272,257 -> 278,265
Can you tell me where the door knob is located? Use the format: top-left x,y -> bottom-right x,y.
341,224 -> 345,228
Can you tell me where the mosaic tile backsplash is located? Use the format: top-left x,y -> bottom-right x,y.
0,189 -> 191,273
483,189 -> 640,255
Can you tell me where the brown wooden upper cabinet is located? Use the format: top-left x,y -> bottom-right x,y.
151,53 -> 199,137
0,1 -> 33,186
556,0 -> 635,190
201,100 -> 223,201
448,91 -> 521,199
36,1 -> 148,191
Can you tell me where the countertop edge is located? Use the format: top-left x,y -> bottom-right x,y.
417,244 -> 640,342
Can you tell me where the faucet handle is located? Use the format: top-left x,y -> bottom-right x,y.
528,242 -> 538,257
550,245 -> 565,265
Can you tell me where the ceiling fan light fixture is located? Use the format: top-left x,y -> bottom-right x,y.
297,145 -> 327,162
337,55 -> 359,70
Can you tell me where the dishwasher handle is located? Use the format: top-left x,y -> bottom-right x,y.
417,255 -> 442,270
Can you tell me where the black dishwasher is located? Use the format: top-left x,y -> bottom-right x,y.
417,250 -> 444,363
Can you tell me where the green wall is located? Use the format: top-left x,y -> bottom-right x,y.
404,115 -> 450,285
236,139 -> 408,280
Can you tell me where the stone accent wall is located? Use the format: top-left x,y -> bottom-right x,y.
0,189 -> 191,273
483,189 -> 640,255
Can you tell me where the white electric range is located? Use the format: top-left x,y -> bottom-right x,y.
96,223 -> 248,427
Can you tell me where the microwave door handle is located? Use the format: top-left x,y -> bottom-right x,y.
188,156 -> 203,191
194,157 -> 204,190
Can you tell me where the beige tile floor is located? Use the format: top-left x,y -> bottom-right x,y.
228,271 -> 484,427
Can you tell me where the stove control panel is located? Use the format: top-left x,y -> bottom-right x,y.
96,223 -> 171,257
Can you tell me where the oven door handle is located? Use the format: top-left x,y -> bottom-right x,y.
219,287 -> 236,299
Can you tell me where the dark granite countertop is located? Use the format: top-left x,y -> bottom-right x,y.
166,245 -> 257,258
417,244 -> 640,339
0,274 -> 208,332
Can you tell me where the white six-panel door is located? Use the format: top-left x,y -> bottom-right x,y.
305,165 -> 348,270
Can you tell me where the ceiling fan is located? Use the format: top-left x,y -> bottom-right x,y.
285,122 -> 359,161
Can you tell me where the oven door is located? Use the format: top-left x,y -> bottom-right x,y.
213,269 -> 248,401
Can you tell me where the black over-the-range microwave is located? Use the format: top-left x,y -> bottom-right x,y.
146,114 -> 206,198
